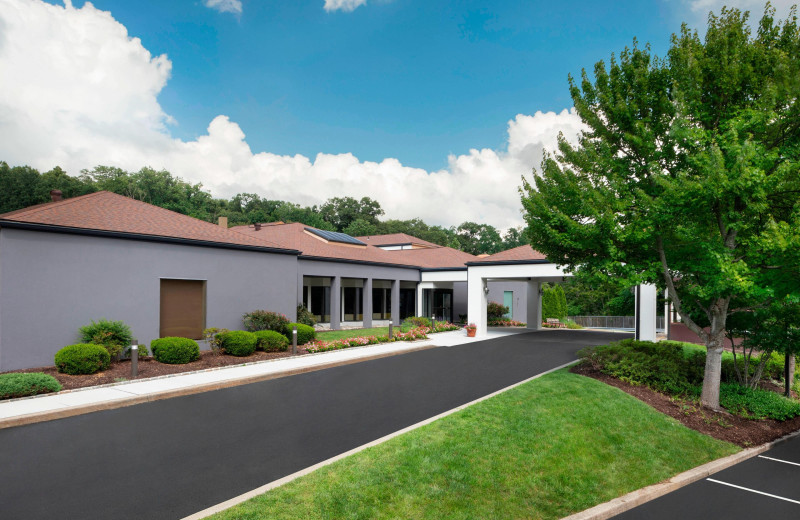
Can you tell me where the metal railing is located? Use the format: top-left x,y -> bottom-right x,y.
566,316 -> 665,331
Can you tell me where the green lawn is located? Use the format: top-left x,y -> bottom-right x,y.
210,369 -> 737,520
316,327 -> 390,341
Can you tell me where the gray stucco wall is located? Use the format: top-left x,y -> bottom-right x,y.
453,281 -> 468,322
0,229 -> 297,371
487,281 -> 529,323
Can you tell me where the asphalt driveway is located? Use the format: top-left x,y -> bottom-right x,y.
0,329 -> 628,520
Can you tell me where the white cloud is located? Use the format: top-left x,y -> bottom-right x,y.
0,0 -> 584,230
204,0 -> 242,15
324,0 -> 367,13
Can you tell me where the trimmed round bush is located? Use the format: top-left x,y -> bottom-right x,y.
0,373 -> 62,399
254,330 -> 289,352
285,323 -> 316,345
151,337 -> 200,364
55,343 -> 111,375
219,330 -> 258,357
79,319 -> 133,359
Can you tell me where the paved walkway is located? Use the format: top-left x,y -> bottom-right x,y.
0,328 -> 629,520
0,327 -> 528,427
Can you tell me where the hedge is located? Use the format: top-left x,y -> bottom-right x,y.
151,337 -> 200,364
55,343 -> 111,375
285,323 -> 315,345
254,330 -> 289,352
0,373 -> 62,399
219,330 -> 258,357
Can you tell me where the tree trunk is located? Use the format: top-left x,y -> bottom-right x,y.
786,353 -> 795,397
702,338 -> 725,409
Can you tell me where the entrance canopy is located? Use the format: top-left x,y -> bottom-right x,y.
464,246 -> 657,340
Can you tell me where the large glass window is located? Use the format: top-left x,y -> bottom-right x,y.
341,278 -> 364,321
303,277 -> 331,323
422,288 -> 453,322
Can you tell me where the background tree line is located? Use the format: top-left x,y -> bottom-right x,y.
0,161 -> 528,256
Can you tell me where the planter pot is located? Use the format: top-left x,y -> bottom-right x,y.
466,329 -> 476,337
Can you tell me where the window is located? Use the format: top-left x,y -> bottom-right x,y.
160,279 -> 206,339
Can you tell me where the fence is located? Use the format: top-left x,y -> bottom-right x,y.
566,316 -> 665,331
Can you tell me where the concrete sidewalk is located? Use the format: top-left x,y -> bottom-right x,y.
0,327 -> 530,428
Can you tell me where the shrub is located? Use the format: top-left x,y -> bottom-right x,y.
719,383 -> 800,421
285,323 -> 316,345
0,373 -> 62,399
202,327 -> 229,355
151,337 -> 200,364
254,330 -> 289,352
578,339 -> 700,394
487,301 -> 509,320
296,304 -> 317,326
78,319 -> 133,359
123,343 -> 149,358
243,310 -> 290,333
55,343 -> 111,375
402,316 -> 432,331
541,284 -> 567,320
218,330 -> 258,357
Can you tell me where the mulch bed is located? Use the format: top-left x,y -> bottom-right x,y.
571,363 -> 800,447
8,348 -> 313,392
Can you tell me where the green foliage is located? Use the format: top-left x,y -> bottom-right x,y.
520,5 -> 800,408
319,196 -> 385,232
218,331 -> 258,357
202,327 -> 229,355
295,304 -> 317,327
0,373 -> 62,399
285,323 -> 316,345
78,319 -> 133,359
124,343 -> 149,358
579,340 -> 702,395
541,284 -> 567,320
401,316 -> 432,331
719,384 -> 800,421
253,330 -> 289,352
453,221 -> 503,255
55,343 -> 111,375
487,301 -> 509,320
151,337 -> 200,364
243,310 -> 290,333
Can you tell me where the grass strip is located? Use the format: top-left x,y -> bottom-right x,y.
210,369 -> 738,520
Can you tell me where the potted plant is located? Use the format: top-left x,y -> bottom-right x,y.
465,323 -> 477,337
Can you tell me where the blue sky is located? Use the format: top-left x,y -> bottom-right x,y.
50,0 -> 680,171
3,0 -> 787,228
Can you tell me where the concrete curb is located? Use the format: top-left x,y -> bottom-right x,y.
182,360 -> 579,520
562,428 -> 800,520
0,344 -> 437,430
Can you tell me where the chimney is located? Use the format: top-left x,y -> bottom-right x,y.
254,223 -> 262,231
218,216 -> 228,228
50,190 -> 63,202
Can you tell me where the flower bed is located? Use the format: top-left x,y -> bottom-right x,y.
306,324 -> 459,354
488,319 -> 527,327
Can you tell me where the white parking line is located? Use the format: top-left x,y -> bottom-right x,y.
706,478 -> 800,505
758,455 -> 800,468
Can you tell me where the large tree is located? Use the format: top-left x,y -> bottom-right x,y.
521,4 -> 800,409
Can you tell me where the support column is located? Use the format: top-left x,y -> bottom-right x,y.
467,272 -> 488,336
635,283 -> 657,341
363,278 -> 373,329
391,279 -> 400,326
330,276 -> 341,330
416,283 -> 423,317
526,280 -> 542,331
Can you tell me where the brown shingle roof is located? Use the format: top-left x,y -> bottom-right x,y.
355,233 -> 439,248
468,245 -> 547,263
0,191 -> 293,252
232,223 -> 479,269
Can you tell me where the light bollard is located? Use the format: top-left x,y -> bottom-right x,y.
389,323 -> 393,339
292,326 -> 297,355
130,338 -> 138,378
